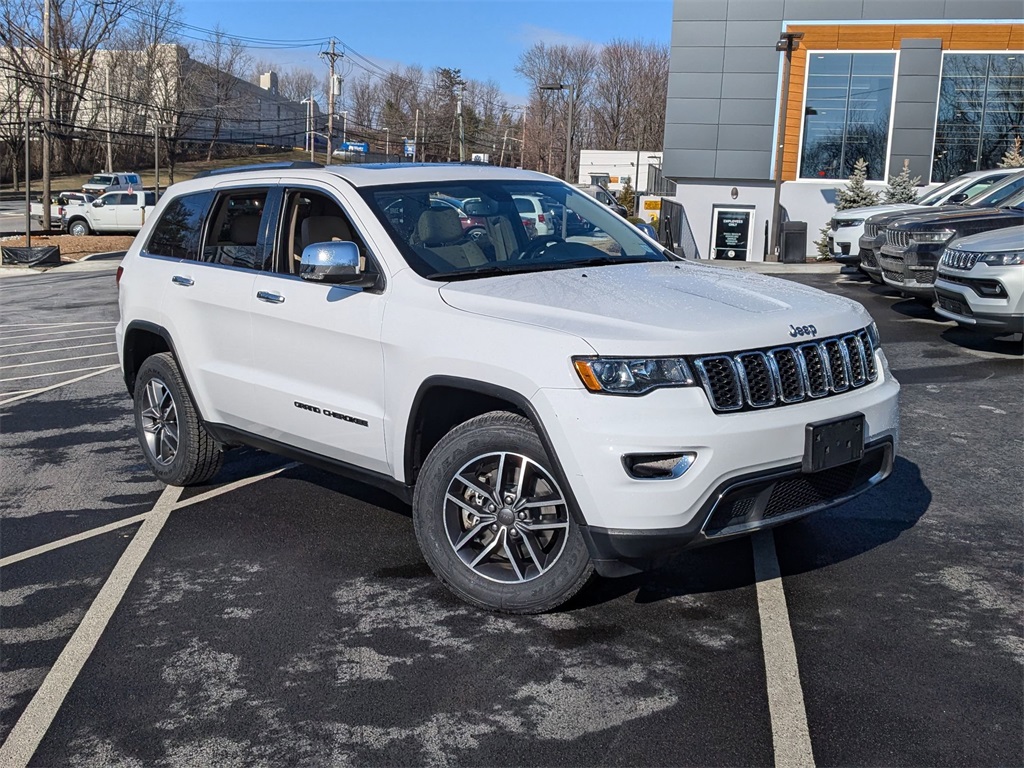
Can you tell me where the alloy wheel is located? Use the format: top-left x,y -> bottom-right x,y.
140,377 -> 179,465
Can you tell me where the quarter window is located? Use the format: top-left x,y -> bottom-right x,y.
800,52 -> 897,180
145,191 -> 213,260
932,53 -> 1024,182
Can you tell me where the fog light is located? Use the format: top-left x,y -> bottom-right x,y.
622,452 -> 696,480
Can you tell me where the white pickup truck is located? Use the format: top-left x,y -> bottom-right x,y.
30,191 -> 95,230
62,190 -> 157,236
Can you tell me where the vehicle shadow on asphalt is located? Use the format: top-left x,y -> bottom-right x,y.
571,456 -> 930,609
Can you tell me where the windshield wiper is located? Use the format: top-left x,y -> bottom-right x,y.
428,256 -> 659,282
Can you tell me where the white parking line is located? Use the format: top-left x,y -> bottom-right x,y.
0,342 -> 116,359
0,364 -> 120,383
752,530 -> 815,768
0,351 -> 118,370
0,365 -> 119,404
174,462 -> 300,510
0,326 -> 115,342
0,331 -> 114,350
0,322 -> 113,329
0,484 -> 181,768
0,513 -> 150,569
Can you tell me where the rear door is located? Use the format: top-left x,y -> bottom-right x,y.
114,193 -> 146,231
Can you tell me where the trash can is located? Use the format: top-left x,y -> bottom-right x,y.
780,221 -> 807,264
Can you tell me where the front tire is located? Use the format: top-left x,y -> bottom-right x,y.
68,220 -> 91,236
413,411 -> 593,613
133,352 -> 223,486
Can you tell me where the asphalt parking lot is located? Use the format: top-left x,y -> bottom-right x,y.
0,261 -> 1021,767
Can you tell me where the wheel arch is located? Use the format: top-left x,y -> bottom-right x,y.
66,215 -> 91,232
403,376 -> 586,525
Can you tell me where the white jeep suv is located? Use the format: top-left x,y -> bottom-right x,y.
116,162 -> 900,613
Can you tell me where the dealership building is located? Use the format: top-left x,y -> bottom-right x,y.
661,0 -> 1023,260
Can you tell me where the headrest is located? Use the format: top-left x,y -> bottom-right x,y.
302,215 -> 354,247
229,214 -> 260,245
417,208 -> 464,246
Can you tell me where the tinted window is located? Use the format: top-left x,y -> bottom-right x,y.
201,190 -> 268,269
145,191 -> 213,260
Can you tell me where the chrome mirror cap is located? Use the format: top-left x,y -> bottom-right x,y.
299,241 -> 360,283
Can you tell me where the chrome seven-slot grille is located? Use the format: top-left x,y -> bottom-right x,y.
885,229 -> 911,248
691,328 -> 878,413
864,222 -> 879,238
941,250 -> 980,270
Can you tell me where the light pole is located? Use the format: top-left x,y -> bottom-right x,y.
539,83 -> 574,183
301,96 -> 313,162
340,110 -> 347,145
154,122 -> 172,199
769,31 -> 804,261
384,127 -> 390,158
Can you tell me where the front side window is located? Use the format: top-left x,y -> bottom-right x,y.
201,190 -> 269,270
145,191 -> 213,260
363,179 -> 666,280
800,52 -> 897,180
86,175 -> 113,186
932,53 -> 1024,182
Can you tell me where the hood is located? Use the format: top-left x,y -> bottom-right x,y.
891,206 -> 1023,231
438,261 -> 870,356
949,225 -> 1024,251
836,203 -> 916,219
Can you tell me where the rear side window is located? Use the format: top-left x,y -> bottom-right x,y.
145,191 -> 213,260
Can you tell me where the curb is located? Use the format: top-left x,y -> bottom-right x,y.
80,250 -> 127,262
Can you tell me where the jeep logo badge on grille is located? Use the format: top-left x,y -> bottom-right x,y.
789,324 -> 817,338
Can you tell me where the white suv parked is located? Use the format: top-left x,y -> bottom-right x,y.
934,226 -> 1024,335
116,161 -> 901,613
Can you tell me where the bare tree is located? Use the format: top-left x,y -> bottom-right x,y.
193,25 -> 251,160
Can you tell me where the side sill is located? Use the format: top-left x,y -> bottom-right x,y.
204,423 -> 414,505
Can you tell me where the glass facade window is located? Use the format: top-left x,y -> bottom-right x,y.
799,52 -> 897,180
932,53 -> 1024,182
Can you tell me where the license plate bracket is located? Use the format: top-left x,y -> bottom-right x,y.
804,413 -> 865,473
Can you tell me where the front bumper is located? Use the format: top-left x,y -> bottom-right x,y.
829,227 -> 861,264
583,438 -> 893,575
934,269 -> 1024,333
533,356 -> 900,571
879,245 -> 940,298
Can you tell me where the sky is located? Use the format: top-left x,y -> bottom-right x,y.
174,0 -> 673,105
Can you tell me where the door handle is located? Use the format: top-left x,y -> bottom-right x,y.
256,290 -> 285,304
171,275 -> 194,287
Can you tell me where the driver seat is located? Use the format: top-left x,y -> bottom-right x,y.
415,208 -> 488,269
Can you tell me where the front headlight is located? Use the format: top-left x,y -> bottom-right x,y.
573,356 -> 696,395
911,229 -> 956,244
836,218 -> 864,227
979,251 -> 1024,266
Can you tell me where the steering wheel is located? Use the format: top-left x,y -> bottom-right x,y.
516,235 -> 561,260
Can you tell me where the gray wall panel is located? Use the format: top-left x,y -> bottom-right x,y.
673,20 -> 727,47
666,98 -> 722,125
715,150 -> 774,180
727,0 -> 785,21
718,98 -> 777,127
663,147 -> 718,178
723,46 -> 781,74
893,100 -> 939,129
717,124 -> 775,151
942,0 -> 1024,18
896,39 -> 944,77
673,0 -> 726,21
668,72 -> 724,99
722,72 -> 781,100
861,0 -> 945,19
669,46 -> 727,74
669,124 -> 722,150
890,73 -> 941,103
724,20 -> 786,48
782,0 -> 862,20
889,128 -> 935,156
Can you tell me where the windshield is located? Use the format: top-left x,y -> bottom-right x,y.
966,172 -> 1024,207
86,175 -> 114,186
362,179 -> 666,280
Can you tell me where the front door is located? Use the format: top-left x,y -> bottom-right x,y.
114,194 -> 145,231
248,183 -> 389,475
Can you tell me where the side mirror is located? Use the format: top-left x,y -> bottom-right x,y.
300,241 -> 372,286
948,192 -> 969,204
93,200 -> 104,207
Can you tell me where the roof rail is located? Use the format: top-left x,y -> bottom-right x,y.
192,161 -> 323,179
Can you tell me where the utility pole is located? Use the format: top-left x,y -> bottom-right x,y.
154,123 -> 160,199
41,0 -> 51,231
320,38 -> 343,164
500,128 -> 508,167
105,67 -> 113,171
457,81 -> 466,162
24,116 -> 31,247
413,108 -> 419,162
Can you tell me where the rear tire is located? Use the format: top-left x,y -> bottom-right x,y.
413,411 -> 593,613
133,352 -> 223,486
